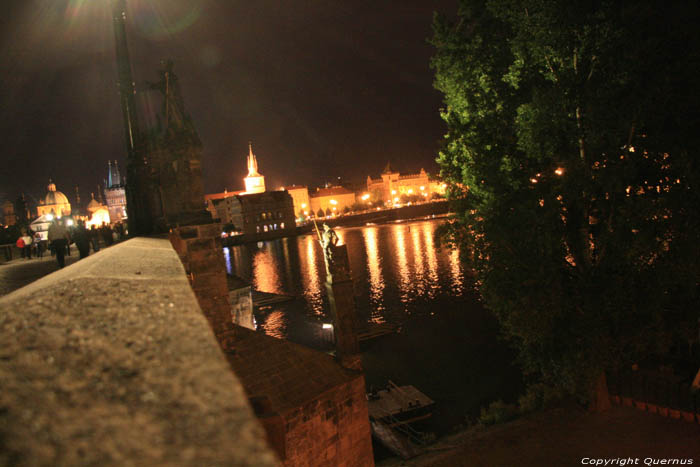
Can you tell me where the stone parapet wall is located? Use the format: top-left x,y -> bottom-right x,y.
282,377 -> 373,467
0,237 -> 278,466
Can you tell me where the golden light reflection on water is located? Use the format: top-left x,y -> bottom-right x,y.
422,223 -> 440,298
410,226 -> 427,297
302,235 -> 324,315
363,227 -> 386,323
448,247 -> 464,293
262,310 -> 286,339
252,247 -> 282,294
392,225 -> 411,304
226,220 -> 470,342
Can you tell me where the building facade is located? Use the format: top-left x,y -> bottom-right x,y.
284,186 -> 311,220
309,186 -> 356,217
238,191 -> 296,238
36,180 -> 71,217
104,160 -> 127,224
366,163 -> 444,205
2,201 -> 16,226
244,142 -> 266,194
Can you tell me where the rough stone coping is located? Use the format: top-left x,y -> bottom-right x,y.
0,237 -> 279,466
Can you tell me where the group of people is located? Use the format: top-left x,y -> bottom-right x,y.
17,220 -> 126,269
16,228 -> 43,260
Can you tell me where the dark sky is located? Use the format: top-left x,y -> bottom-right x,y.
0,0 -> 456,207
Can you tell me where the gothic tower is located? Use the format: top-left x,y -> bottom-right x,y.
244,142 -> 266,194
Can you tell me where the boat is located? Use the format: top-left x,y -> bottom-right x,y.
367,381 -> 435,459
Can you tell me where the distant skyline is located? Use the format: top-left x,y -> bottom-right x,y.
0,0 -> 456,207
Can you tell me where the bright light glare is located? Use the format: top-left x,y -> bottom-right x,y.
322,323 -> 333,329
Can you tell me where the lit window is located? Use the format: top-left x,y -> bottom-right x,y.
281,222 -> 285,229
264,225 -> 269,232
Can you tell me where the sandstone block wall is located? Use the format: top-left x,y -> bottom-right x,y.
282,377 -> 373,467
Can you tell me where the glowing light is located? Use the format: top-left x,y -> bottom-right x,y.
420,186 -> 425,190
530,178 -> 538,184
555,167 -> 564,176
46,214 -> 54,221
66,219 -> 74,226
391,190 -> 397,195
407,189 -> 413,194
393,197 -> 399,203
364,227 -> 386,322
330,199 -> 337,205
322,323 -> 333,329
629,146 -> 635,153
361,193 -> 370,200
301,203 -> 307,208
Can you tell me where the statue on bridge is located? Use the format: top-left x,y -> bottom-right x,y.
314,221 -> 349,281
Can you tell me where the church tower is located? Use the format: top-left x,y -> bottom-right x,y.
243,142 -> 266,194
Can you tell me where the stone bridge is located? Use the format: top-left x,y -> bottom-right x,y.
0,234 -> 374,466
0,237 -> 277,465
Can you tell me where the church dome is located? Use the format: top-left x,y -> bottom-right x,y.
44,180 -> 70,206
87,193 -> 103,213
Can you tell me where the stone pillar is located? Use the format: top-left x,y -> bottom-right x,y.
170,223 -> 236,347
324,244 -> 362,370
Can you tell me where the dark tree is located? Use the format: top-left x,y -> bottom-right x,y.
432,0 -> 700,400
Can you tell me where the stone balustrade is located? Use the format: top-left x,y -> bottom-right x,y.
0,237 -> 278,466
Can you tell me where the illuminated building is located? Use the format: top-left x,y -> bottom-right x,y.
309,186 -> 355,216
205,144 -> 294,239
366,162 -> 444,204
104,160 -> 127,224
284,185 -> 311,220
2,201 -> 16,226
86,193 -> 111,228
37,180 -> 71,217
243,142 -> 266,194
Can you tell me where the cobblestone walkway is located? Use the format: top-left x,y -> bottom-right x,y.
0,247 -> 81,297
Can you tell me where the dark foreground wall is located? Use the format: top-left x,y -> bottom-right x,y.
0,238 -> 278,466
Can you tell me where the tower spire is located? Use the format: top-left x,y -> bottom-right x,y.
247,141 -> 259,176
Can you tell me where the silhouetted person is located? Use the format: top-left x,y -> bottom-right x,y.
48,219 -> 70,268
33,231 -> 43,258
101,223 -> 114,246
90,225 -> 100,252
73,221 -> 90,259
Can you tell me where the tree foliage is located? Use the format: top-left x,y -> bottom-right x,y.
432,0 -> 700,398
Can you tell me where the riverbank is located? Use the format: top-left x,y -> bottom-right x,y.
223,200 -> 450,246
378,404 -> 700,466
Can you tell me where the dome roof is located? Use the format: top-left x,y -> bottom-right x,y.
87,193 -> 103,213
44,180 -> 70,206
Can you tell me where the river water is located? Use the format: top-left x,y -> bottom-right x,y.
224,218 -> 521,432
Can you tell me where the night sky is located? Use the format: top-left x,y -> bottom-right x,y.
0,0 -> 456,208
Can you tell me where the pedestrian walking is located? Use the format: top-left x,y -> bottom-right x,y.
90,225 -> 100,252
20,229 -> 33,260
73,221 -> 90,259
48,219 -> 70,268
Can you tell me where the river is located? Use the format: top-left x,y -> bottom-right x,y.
224,218 -> 521,433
